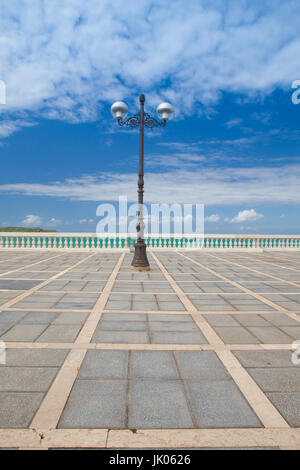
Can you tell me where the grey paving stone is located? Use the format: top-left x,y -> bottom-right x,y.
149,321 -> 198,332
53,312 -> 89,324
79,350 -> 128,379
157,302 -> 185,311
37,325 -> 81,342
247,326 -> 293,344
20,311 -> 58,324
233,350 -> 294,368
101,313 -> 147,322
0,280 -> 41,290
0,310 -> 28,323
148,314 -> 192,322
58,380 -> 127,428
92,330 -> 149,343
0,325 -> 12,335
0,324 -> 47,342
279,326 -> 300,340
130,351 -> 179,379
54,300 -> 95,309
266,392 -> 300,426
128,380 -> 193,428
203,314 -> 239,326
248,367 -> 300,391
186,380 -> 262,428
98,320 -> 147,331
261,313 -> 300,326
175,351 -> 230,379
213,326 -> 260,344
2,348 -> 68,367
0,392 -> 44,428
151,331 -> 207,344
106,301 -> 131,310
133,302 -> 158,310
234,314 -> 271,327
0,367 -> 58,391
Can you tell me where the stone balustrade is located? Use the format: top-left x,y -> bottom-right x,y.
0,233 -> 300,250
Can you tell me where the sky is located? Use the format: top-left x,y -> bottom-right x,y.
0,0 -> 300,234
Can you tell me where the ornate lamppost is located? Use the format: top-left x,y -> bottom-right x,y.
111,94 -> 173,270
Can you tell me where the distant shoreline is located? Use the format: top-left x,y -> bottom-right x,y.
0,227 -> 56,232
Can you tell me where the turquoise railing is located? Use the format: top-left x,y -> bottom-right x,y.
0,234 -> 299,250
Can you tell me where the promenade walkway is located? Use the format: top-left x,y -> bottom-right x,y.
0,249 -> 300,449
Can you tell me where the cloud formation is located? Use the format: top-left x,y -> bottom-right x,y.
21,214 -> 42,227
229,209 -> 264,223
205,214 -> 220,222
2,164 -> 300,206
0,0 -> 299,137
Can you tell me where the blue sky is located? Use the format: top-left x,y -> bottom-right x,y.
0,0 -> 300,234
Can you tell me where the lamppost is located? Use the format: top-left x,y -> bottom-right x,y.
111,94 -> 173,270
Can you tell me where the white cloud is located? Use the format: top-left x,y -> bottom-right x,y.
2,164 -> 300,206
225,118 -> 243,128
230,209 -> 264,223
21,214 -> 42,227
79,218 -> 94,224
0,120 -> 36,138
45,217 -> 61,227
205,214 -> 220,222
0,1 -> 300,137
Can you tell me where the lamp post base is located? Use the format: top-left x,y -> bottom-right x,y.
131,240 -> 150,271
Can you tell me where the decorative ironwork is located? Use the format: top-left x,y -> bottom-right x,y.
144,113 -> 167,128
118,112 -> 166,129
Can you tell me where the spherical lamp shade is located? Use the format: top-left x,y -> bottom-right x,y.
111,101 -> 128,120
156,102 -> 173,121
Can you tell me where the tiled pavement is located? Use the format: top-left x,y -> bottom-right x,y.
0,249 -> 300,449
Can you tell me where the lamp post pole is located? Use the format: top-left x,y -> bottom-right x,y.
131,94 -> 149,270
111,95 -> 173,271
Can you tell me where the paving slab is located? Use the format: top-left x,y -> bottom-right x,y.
101,313 -> 147,322
20,311 -> 58,324
247,326 -> 294,344
248,367 -> 300,391
266,392 -> 300,426
150,331 -> 208,344
92,330 -> 150,343
37,325 -> 81,342
261,313 -> 300,326
98,320 -> 147,331
130,351 -> 179,379
175,351 -> 230,379
148,321 -> 198,332
0,366 -> 58,392
233,350 -> 294,368
186,380 -> 262,428
213,326 -> 260,344
58,380 -> 127,428
128,380 -> 193,429
279,326 -> 300,340
0,392 -> 44,428
203,314 -> 240,326
0,310 -> 28,323
2,348 -> 68,367
0,280 -> 41,290
79,350 -> 128,379
53,312 -> 89,324
0,324 -> 48,342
